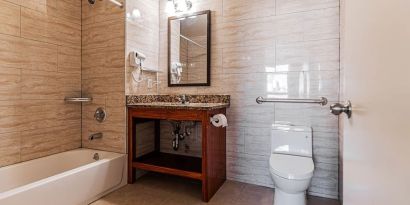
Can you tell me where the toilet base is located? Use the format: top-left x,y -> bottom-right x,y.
274,189 -> 306,205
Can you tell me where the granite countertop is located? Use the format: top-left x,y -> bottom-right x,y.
126,95 -> 230,110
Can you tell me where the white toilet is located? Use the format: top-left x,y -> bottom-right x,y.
269,124 -> 314,205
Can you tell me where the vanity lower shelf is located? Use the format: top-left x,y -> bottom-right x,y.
133,152 -> 202,180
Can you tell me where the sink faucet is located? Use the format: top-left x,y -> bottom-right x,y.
178,94 -> 189,104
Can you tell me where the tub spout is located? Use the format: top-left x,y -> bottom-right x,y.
89,132 -> 103,140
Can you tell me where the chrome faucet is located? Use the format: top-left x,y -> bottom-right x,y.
178,94 -> 189,104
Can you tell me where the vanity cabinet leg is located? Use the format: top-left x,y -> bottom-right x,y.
128,113 -> 136,184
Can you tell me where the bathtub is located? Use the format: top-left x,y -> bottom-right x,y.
0,149 -> 126,205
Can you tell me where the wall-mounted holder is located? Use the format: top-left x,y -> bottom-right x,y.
64,97 -> 92,103
210,114 -> 228,127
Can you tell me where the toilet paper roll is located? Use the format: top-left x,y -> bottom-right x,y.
211,114 -> 228,128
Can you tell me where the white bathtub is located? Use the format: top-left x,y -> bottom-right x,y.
0,149 -> 126,205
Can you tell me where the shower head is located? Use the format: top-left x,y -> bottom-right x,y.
88,0 -> 96,4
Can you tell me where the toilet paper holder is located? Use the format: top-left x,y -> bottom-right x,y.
210,116 -> 220,123
210,114 -> 228,128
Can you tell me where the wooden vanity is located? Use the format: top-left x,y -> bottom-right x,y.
127,95 -> 229,202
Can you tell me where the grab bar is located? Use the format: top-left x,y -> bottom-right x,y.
65,97 -> 93,102
256,96 -> 328,106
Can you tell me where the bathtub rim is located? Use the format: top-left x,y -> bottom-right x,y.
0,148 -> 126,200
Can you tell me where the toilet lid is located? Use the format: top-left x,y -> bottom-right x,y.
269,154 -> 314,180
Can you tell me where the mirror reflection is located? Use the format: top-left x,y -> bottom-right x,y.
168,10 -> 210,86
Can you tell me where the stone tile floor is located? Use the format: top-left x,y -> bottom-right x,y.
92,173 -> 340,205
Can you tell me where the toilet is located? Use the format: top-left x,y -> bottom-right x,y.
269,124 -> 314,205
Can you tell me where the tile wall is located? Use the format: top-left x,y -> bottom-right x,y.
81,0 -> 126,153
161,0 -> 340,198
0,0 -> 82,167
125,0 -> 160,95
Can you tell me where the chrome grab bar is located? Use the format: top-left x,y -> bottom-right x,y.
64,97 -> 93,102
256,96 -> 328,106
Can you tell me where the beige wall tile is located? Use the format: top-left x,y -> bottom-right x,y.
21,38 -> 58,72
0,0 -> 21,36
222,16 -> 276,48
223,0 -> 275,22
223,45 -> 275,74
82,0 -> 124,25
82,72 -> 124,96
49,0 -> 82,25
276,39 -> 340,72
0,132 -> 21,167
58,46 -> 81,74
21,70 -> 81,100
82,45 -> 125,76
20,123 -> 81,161
0,34 -> 59,72
0,34 -> 23,69
82,0 -> 126,153
17,100 -> 81,131
0,101 -> 23,134
6,0 -> 81,25
277,0 -> 339,14
0,66 -> 21,100
82,19 -> 125,50
0,0 -> 83,167
21,7 -> 81,48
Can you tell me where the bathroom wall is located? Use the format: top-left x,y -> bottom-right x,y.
125,0 -> 160,95
0,0 -> 82,167
156,0 -> 341,199
81,0 -> 126,153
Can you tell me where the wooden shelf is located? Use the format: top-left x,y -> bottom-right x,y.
133,152 -> 202,180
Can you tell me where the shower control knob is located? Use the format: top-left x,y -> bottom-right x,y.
94,107 -> 107,123
330,101 -> 352,119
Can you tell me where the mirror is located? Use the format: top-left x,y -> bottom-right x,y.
168,10 -> 210,86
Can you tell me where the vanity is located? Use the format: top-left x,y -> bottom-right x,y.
127,95 -> 229,202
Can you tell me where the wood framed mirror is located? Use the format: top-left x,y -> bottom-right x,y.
168,10 -> 211,87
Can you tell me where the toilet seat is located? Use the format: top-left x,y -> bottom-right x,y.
269,154 -> 314,180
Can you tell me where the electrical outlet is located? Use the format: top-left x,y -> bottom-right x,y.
147,78 -> 153,89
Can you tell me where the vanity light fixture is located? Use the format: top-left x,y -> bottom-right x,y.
166,0 -> 193,13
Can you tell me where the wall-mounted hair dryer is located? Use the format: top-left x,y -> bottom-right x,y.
129,51 -> 146,67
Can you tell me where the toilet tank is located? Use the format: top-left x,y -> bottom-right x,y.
271,124 -> 313,157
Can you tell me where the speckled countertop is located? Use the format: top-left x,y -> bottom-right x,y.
126,95 -> 230,110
